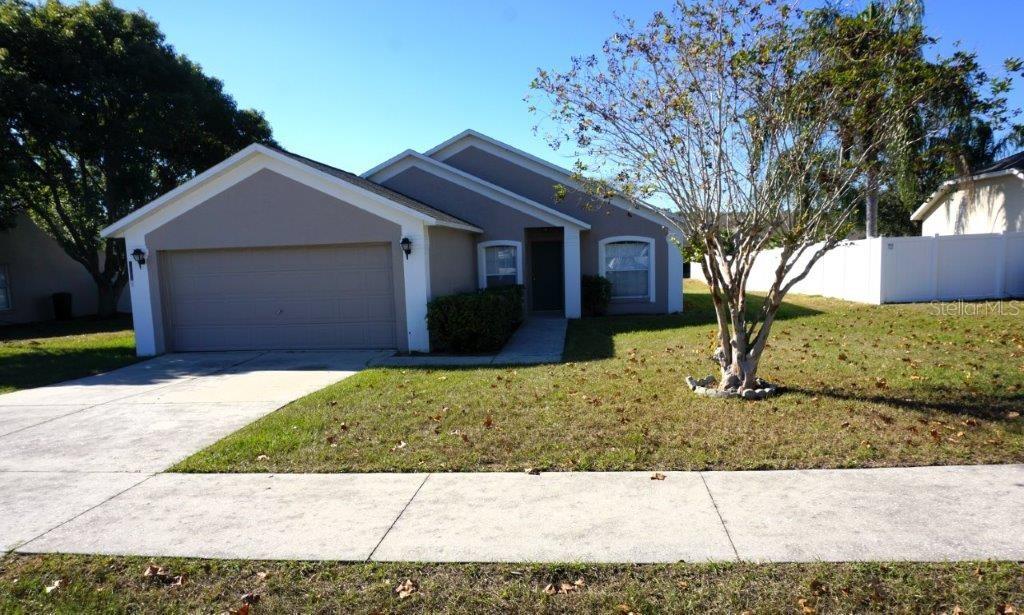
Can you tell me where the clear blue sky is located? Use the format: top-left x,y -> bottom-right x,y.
115,0 -> 1024,174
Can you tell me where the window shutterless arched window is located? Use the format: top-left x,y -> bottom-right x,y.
477,240 -> 523,289
598,237 -> 655,302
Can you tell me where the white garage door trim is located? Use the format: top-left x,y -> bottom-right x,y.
161,244 -> 398,351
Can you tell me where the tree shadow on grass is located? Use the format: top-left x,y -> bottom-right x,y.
565,290 -> 822,362
0,345 -> 140,392
0,314 -> 133,343
786,385 -> 1024,424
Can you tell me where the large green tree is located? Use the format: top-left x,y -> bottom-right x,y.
0,0 -> 274,315
805,1 -> 1022,237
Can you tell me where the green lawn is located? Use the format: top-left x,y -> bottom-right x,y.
1,554 -> 1020,614
175,281 -> 1024,473
0,316 -> 137,393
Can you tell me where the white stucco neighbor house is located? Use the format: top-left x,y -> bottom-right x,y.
102,130 -> 683,356
911,151 -> 1024,235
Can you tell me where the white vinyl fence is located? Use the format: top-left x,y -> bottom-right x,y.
690,232 -> 1024,304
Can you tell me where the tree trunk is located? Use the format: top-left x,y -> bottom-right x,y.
865,166 -> 879,238
96,280 -> 125,318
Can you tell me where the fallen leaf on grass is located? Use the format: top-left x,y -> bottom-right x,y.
240,592 -> 260,605
525,467 -> 541,475
651,472 -> 667,480
391,441 -> 407,451
797,597 -> 817,614
395,578 -> 418,599
483,415 -> 494,429
44,578 -> 66,594
255,454 -> 270,461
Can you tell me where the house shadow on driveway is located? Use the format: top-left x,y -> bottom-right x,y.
566,290 -> 823,362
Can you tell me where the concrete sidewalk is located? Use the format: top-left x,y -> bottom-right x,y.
13,464 -> 1024,563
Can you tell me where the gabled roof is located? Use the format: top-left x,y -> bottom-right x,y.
910,158 -> 1024,223
102,144 -> 482,238
362,149 -> 591,230
422,129 -> 675,228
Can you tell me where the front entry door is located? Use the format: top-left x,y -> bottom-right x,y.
530,241 -> 564,312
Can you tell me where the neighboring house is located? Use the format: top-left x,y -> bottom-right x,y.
911,151 -> 1024,235
0,213 -> 107,324
102,130 -> 683,356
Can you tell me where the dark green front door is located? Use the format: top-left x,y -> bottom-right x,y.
530,240 -> 564,312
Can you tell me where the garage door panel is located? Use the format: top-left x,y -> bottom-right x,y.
163,245 -> 397,351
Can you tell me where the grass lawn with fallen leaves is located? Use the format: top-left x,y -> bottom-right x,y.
1,554 -> 1021,614
175,281 -> 1024,473
0,316 -> 137,394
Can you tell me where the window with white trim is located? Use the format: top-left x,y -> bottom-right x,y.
477,240 -> 523,289
599,237 -> 655,301
484,245 -> 518,287
0,264 -> 10,311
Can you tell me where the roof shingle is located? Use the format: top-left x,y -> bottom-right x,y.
267,145 -> 480,230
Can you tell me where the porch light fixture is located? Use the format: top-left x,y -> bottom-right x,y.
130,248 -> 147,267
400,237 -> 412,259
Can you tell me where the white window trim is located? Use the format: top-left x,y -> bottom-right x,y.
598,236 -> 656,303
477,240 -> 523,289
0,264 -> 10,311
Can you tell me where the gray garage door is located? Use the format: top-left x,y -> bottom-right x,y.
161,244 -> 397,351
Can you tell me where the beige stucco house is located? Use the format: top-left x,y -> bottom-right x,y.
102,130 -> 683,356
0,214 -> 104,324
911,152 -> 1024,235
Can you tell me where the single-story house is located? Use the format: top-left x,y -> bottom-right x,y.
103,130 -> 683,356
911,151 -> 1024,235
0,213 -> 129,324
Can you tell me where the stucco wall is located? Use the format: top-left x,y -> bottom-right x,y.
0,213 -> 98,324
922,175 -> 1024,235
440,146 -> 673,314
427,226 -> 477,298
142,168 -> 409,351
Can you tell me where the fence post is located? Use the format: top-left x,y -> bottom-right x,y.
995,233 -> 1008,298
930,234 -> 940,301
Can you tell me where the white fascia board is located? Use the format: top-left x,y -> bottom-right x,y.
102,144 -> 468,238
911,169 -> 1024,222
424,129 -> 675,227
364,151 -> 591,230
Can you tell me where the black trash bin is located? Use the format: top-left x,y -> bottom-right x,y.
52,292 -> 72,321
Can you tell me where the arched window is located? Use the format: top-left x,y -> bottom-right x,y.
477,240 -> 523,289
598,236 -> 655,302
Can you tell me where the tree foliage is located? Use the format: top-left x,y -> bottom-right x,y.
0,0 -> 274,314
804,1 -> 1022,237
529,0 -> 919,392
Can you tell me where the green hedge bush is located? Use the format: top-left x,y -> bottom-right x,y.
427,285 -> 524,353
581,275 -> 612,316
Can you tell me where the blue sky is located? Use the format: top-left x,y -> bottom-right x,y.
116,0 -> 1024,174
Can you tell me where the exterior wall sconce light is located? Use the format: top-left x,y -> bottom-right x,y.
400,237 -> 412,259
130,248 -> 147,267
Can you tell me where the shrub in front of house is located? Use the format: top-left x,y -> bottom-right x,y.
581,275 -> 612,316
427,285 -> 524,353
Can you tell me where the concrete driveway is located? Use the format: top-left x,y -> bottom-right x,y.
0,350 -> 383,551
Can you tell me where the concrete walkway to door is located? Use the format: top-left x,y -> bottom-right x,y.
0,350 -> 386,552
375,316 -> 567,367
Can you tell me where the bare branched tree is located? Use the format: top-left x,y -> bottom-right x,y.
530,0 -> 918,394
